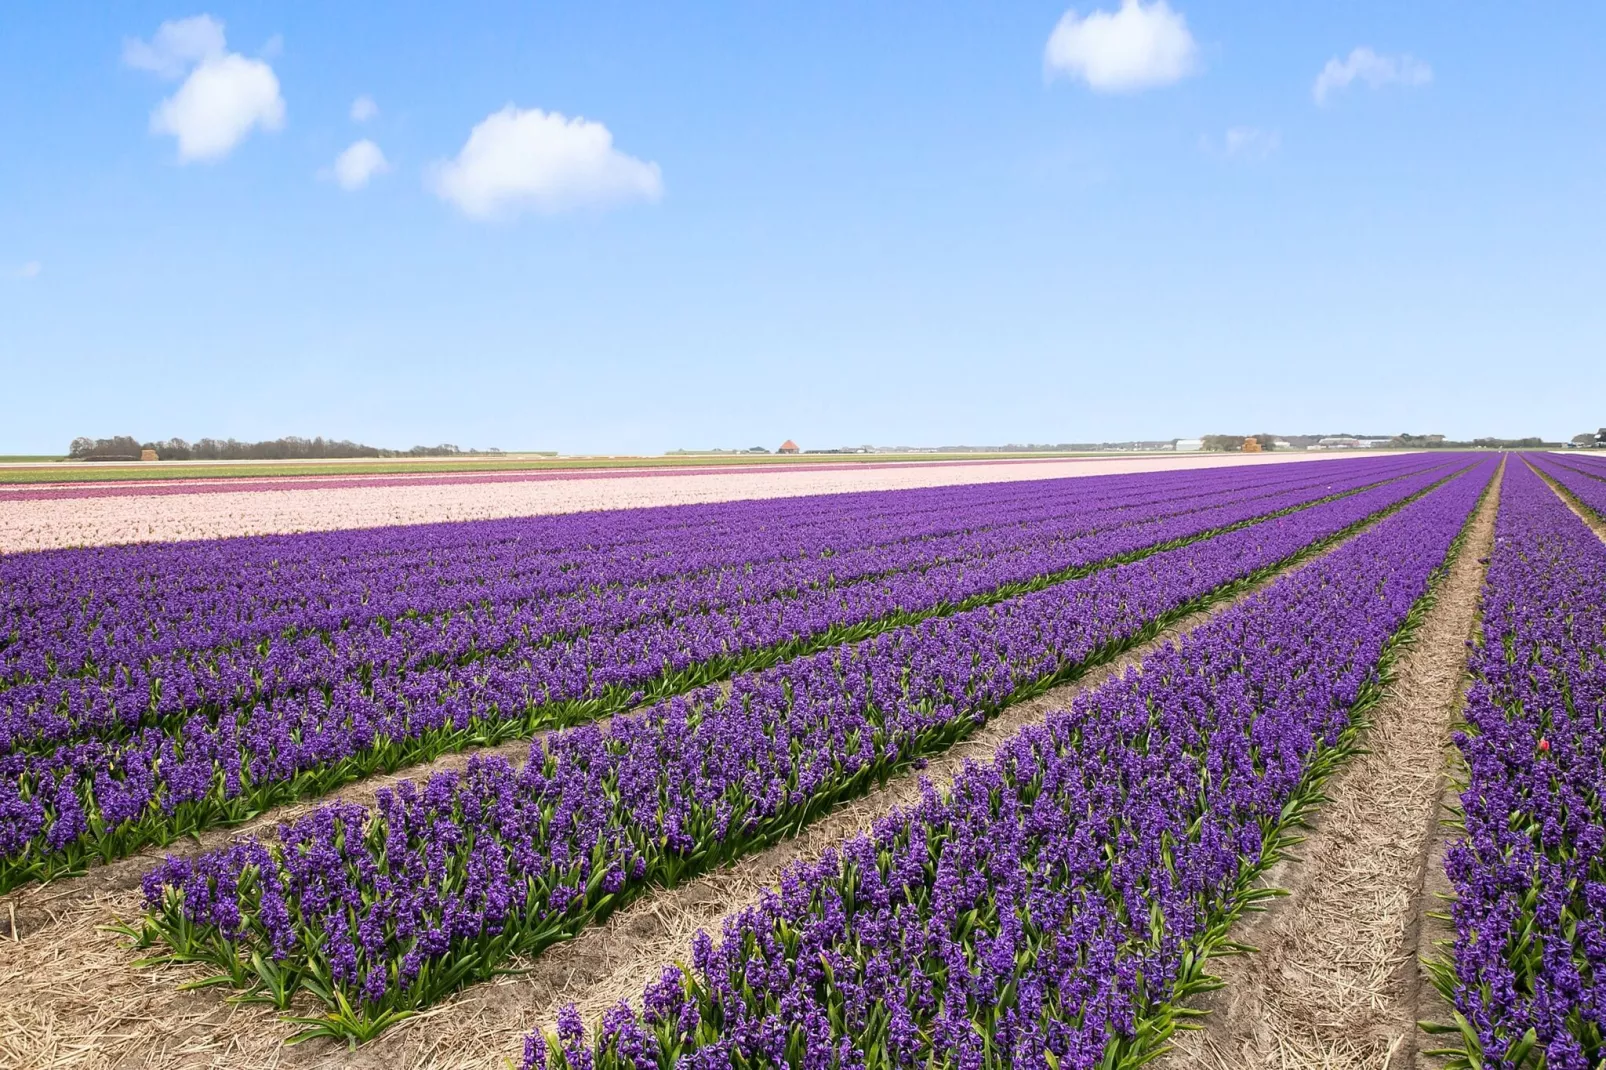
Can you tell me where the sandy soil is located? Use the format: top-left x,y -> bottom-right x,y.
1157,460 -> 1502,1070
0,452 -> 1339,553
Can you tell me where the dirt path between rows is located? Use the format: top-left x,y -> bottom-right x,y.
1158,460 -> 1502,1070
0,482 -> 1453,1070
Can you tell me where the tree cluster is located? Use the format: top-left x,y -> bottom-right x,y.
67,436 -> 499,462
1199,434 -> 1279,452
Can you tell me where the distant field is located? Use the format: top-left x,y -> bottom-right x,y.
0,456 -> 64,464
0,450 -> 1336,552
0,450 -> 1130,484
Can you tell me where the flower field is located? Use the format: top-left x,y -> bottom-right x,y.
516,455 -> 1495,1070
3,450 -> 1601,1070
0,451 -> 1333,553
1529,452 -> 1606,524
0,456 -> 1443,892
126,456 -> 1466,1040
1426,460 -> 1606,1069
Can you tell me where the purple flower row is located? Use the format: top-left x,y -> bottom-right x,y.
130,459 -> 1484,1041
1432,459 -> 1606,1069
3,460 -> 1428,758
514,456 -> 1495,1070
1528,452 -> 1606,525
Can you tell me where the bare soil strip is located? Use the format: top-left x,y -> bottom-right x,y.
0,471 -> 1449,1070
1409,717 -> 1474,1069
1157,462 -> 1501,1070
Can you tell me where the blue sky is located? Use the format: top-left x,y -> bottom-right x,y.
2,2 -> 1603,453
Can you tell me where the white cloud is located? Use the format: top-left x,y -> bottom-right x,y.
1313,47 -> 1432,105
123,15 -> 225,79
350,95 -> 379,123
150,54 -> 285,161
129,16 -> 285,163
1045,0 -> 1198,92
1205,126 -> 1279,159
428,105 -> 663,219
330,139 -> 389,190
15,262 -> 41,280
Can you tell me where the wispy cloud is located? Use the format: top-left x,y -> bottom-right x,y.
15,261 -> 41,280
350,95 -> 378,123
123,15 -> 226,79
1313,47 -> 1432,105
1202,126 -> 1279,159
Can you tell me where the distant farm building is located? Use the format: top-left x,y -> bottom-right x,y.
778,440 -> 800,454
1174,438 -> 1204,452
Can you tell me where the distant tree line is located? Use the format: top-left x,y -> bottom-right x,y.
1200,434 -> 1281,451
67,436 -> 501,462
1393,434 -> 1559,449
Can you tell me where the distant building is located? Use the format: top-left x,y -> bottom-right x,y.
1272,439 -> 1293,450
1174,438 -> 1204,452
778,439 -> 800,454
